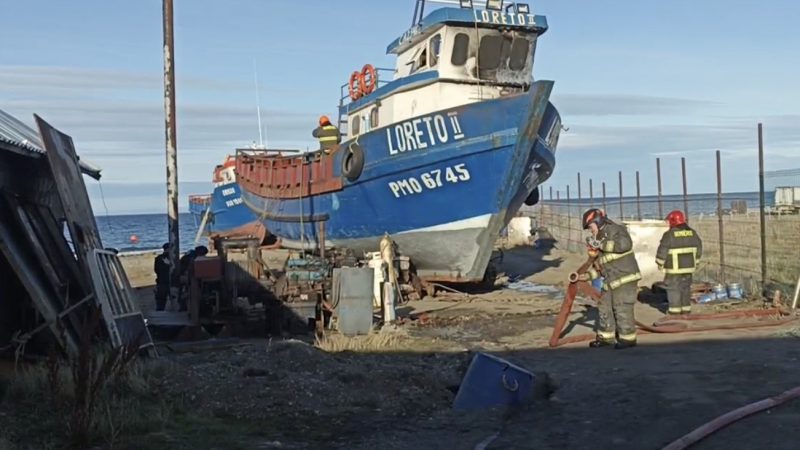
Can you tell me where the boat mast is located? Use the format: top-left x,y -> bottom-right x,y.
253,59 -> 267,149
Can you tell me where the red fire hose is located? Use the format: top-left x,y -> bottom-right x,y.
662,386 -> 800,450
548,280 -> 796,348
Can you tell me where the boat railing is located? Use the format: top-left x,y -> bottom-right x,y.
235,147 -> 302,159
337,67 -> 394,107
188,194 -> 212,205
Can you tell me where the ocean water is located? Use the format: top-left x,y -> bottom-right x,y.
96,213 -> 202,253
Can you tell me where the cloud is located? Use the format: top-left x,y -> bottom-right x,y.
553,93 -> 718,117
0,65 -> 254,93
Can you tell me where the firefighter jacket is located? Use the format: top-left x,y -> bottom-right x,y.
656,224 -> 703,275
312,124 -> 341,150
587,221 -> 642,291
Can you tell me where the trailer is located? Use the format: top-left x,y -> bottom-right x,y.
774,186 -> 800,214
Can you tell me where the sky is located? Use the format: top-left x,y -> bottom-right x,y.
1,0 -> 798,214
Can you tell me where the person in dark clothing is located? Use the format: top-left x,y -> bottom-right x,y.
153,243 -> 171,311
656,210 -> 703,315
312,115 -> 341,153
176,246 -> 209,311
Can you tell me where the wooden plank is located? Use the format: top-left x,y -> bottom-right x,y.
0,210 -> 78,354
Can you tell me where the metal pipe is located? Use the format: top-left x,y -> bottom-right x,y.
618,171 -> 623,220
162,0 -> 180,304
716,150 -> 725,282
657,157 -> 663,219
635,171 -> 642,220
681,157 -> 689,218
758,123 -> 767,294
319,221 -> 326,260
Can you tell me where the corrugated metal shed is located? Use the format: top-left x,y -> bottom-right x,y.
0,108 -> 102,180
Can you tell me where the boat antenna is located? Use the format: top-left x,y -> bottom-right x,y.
253,59 -> 267,148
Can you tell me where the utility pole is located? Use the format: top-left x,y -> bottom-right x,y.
163,0 -> 179,307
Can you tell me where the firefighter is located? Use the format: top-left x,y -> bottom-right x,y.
312,115 -> 341,153
582,208 -> 642,349
656,210 -> 703,315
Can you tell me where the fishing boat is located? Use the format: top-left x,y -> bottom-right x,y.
235,0 -> 562,283
189,154 -> 266,243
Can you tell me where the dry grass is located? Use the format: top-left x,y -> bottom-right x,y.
1,356 -> 178,450
314,327 -> 410,353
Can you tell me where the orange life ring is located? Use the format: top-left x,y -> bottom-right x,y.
359,64 -> 378,95
348,71 -> 362,101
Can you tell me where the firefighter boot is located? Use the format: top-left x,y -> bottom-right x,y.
614,339 -> 637,350
589,338 -> 614,348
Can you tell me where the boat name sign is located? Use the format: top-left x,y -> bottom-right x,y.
387,112 -> 465,155
222,186 -> 243,207
389,163 -> 471,198
475,10 -> 537,27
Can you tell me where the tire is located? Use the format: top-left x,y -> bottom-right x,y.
342,143 -> 365,182
524,187 -> 540,206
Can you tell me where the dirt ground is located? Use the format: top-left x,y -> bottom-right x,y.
5,242 -> 800,450
106,240 -> 800,450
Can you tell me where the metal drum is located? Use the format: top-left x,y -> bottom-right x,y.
727,283 -> 744,299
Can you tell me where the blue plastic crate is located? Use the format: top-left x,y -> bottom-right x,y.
453,352 -> 535,410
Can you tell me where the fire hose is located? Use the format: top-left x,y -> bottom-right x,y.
549,277 -> 797,348
662,385 -> 800,450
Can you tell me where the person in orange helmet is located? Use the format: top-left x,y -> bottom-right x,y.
656,210 -> 703,315
312,115 -> 341,153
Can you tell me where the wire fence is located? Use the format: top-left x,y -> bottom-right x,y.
528,124 -> 799,298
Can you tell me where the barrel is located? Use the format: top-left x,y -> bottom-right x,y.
712,283 -> 728,300
727,283 -> 744,299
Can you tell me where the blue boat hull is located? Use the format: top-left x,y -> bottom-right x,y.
241,81 -> 560,281
190,183 -> 260,237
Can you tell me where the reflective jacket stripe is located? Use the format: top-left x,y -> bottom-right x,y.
605,272 -> 642,290
318,126 -> 340,142
665,247 -> 698,274
599,250 -> 634,265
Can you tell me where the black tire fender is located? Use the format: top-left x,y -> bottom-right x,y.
524,187 -> 540,206
342,143 -> 365,182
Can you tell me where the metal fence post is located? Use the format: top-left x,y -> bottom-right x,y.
602,182 -> 607,212
716,150 -> 725,282
577,172 -> 582,204
589,179 -> 594,205
758,123 -> 767,293
635,170 -> 642,220
656,157 -> 663,219
567,184 -> 572,251
681,157 -> 689,217
618,171 -> 624,220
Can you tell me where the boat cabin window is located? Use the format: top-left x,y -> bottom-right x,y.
429,34 -> 441,67
509,38 -> 530,71
370,107 -> 379,128
410,46 -> 428,73
478,35 -> 505,70
477,33 -> 533,75
451,33 -> 469,66
351,115 -> 360,135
